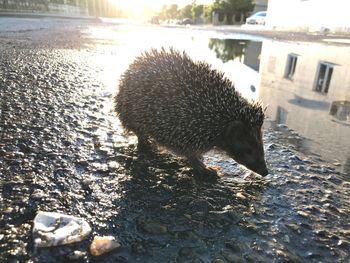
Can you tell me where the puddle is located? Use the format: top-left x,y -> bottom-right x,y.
259,40 -> 350,174
86,23 -> 350,175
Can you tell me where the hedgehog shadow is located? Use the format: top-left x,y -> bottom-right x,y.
112,142 -> 266,208
113,142 -> 268,194
115,142 -> 222,183
114,142 -> 195,182
108,143 -> 268,261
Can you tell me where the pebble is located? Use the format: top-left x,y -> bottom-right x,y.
90,236 -> 121,257
140,221 -> 168,234
225,239 -> 241,252
31,189 -> 47,199
297,210 -> 309,217
337,239 -> 350,248
266,143 -> 277,150
286,223 -> 300,232
108,161 -> 120,169
235,192 -> 246,200
221,250 -> 244,263
67,250 -> 87,260
189,199 -> 214,212
4,207 -> 14,214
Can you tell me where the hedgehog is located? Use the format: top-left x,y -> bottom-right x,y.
115,48 -> 268,177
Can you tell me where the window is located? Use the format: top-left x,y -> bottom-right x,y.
284,54 -> 298,80
314,62 -> 334,93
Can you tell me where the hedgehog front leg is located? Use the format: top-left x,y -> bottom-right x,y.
135,133 -> 152,152
187,155 -> 218,179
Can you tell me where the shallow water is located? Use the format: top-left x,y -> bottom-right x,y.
0,18 -> 349,262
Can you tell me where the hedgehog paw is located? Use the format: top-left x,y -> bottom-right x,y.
136,138 -> 152,152
188,157 -> 218,181
195,167 -> 218,181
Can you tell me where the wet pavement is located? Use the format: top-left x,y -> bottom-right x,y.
0,17 -> 350,263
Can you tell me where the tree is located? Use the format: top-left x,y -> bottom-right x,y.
2,0 -> 8,8
208,0 -> 255,24
192,4 -> 203,21
167,4 -> 179,19
208,39 -> 248,62
158,5 -> 167,20
203,5 -> 214,23
180,4 -> 192,19
158,4 -> 179,20
159,3 -> 203,22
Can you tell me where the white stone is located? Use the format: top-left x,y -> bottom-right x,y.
33,211 -> 91,247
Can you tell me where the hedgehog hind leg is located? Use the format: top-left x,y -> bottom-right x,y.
187,155 -> 218,181
135,133 -> 152,152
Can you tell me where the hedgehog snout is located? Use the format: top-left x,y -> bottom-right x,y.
229,149 -> 268,176
255,164 -> 269,176
240,159 -> 268,176
248,154 -> 269,176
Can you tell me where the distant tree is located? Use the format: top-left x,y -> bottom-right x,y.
180,4 -> 192,19
158,4 -> 179,20
192,4 -> 203,21
203,5 -> 214,23
208,39 -> 248,62
50,0 -> 65,3
208,0 -> 255,24
2,0 -> 8,9
167,4 -> 178,19
158,5 -> 167,20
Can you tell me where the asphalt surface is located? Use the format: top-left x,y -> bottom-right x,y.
0,17 -> 350,263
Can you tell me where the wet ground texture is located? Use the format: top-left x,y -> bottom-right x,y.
1,18 -> 350,263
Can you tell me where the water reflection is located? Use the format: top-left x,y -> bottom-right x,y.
259,40 -> 350,174
87,24 -> 350,174
208,39 -> 262,71
207,38 -> 262,100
